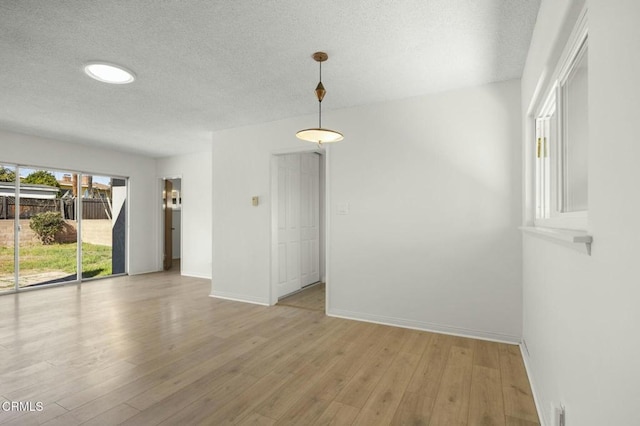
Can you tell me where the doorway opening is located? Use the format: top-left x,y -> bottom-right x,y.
270,148 -> 327,309
162,177 -> 182,272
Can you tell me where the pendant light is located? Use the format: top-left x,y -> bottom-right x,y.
296,52 -> 344,144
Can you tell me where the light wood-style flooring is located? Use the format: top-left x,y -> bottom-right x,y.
0,272 -> 539,425
277,282 -> 325,312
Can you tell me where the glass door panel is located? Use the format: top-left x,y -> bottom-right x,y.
0,164 -> 17,292
81,175 -> 126,279
18,167 -> 78,288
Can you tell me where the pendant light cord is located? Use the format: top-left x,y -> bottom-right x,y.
318,60 -> 322,128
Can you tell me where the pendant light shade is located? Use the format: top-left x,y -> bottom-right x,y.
296,52 -> 344,144
296,127 -> 344,143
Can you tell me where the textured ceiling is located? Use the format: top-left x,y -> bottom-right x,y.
0,0 -> 540,158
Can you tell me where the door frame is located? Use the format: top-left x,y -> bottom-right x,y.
157,176 -> 183,273
269,146 -> 331,309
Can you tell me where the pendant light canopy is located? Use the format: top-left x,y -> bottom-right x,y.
296,52 -> 344,144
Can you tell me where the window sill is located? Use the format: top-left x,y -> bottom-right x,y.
520,226 -> 593,255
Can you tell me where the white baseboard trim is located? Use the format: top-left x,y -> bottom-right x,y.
209,291 -> 270,306
128,269 -> 161,276
129,268 -> 211,280
181,271 -> 211,280
327,308 -> 521,345
519,342 -> 547,426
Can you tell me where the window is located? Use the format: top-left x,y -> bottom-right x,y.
561,42 -> 588,213
534,11 -> 588,230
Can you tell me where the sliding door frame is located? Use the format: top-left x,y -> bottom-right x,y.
0,162 -> 129,295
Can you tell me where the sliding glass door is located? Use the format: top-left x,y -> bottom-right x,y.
18,166 -> 78,288
81,175 -> 126,279
0,164 -> 127,293
0,164 -> 17,293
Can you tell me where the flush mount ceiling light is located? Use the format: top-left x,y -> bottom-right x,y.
296,52 -> 343,144
84,62 -> 136,84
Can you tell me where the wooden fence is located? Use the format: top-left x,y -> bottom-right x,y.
0,197 -> 111,220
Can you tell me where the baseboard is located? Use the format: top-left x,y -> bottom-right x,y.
327,308 -> 521,345
209,291 -> 270,306
181,271 -> 211,280
128,269 -> 162,276
519,342 -> 548,426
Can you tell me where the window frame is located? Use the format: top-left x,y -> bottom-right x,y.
533,8 -> 588,231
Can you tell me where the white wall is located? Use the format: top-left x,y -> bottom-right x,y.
521,1 -> 640,425
212,79 -> 523,341
1,129 -> 158,274
157,152 -> 212,279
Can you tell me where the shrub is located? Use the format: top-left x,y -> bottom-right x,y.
29,212 -> 64,245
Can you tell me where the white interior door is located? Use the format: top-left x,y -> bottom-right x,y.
300,153 -> 320,287
277,154 -> 301,297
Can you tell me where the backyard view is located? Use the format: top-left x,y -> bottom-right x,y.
0,243 -> 112,290
0,164 -> 126,292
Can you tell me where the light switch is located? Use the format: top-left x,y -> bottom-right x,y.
252,196 -> 259,206
336,202 -> 350,215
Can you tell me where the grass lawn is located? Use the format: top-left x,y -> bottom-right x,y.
0,242 -> 112,278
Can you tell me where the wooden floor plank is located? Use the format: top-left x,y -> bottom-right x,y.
468,365 -> 505,426
505,415 -> 541,426
273,394 -> 333,426
277,283 -> 325,311
5,360 -> 137,405
238,412 -> 277,426
79,403 -> 140,426
126,334 -> 267,410
499,344 -> 539,424
121,370 -> 259,426
352,351 -> 420,425
391,332 -> 455,425
429,345 -> 475,425
399,329 -> 433,356
406,333 -> 455,397
0,402 -> 68,426
0,272 -> 539,425
333,327 -> 403,408
474,339 -> 501,370
312,401 -> 360,426
391,391 -> 436,426
188,372 -> 290,425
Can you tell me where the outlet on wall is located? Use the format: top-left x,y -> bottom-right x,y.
552,404 -> 566,426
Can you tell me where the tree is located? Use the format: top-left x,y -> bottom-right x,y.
23,170 -> 60,189
0,166 -> 15,182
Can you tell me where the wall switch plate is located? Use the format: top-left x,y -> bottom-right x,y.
252,196 -> 259,206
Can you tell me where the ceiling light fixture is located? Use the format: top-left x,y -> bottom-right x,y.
296,52 -> 343,144
84,62 -> 136,84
